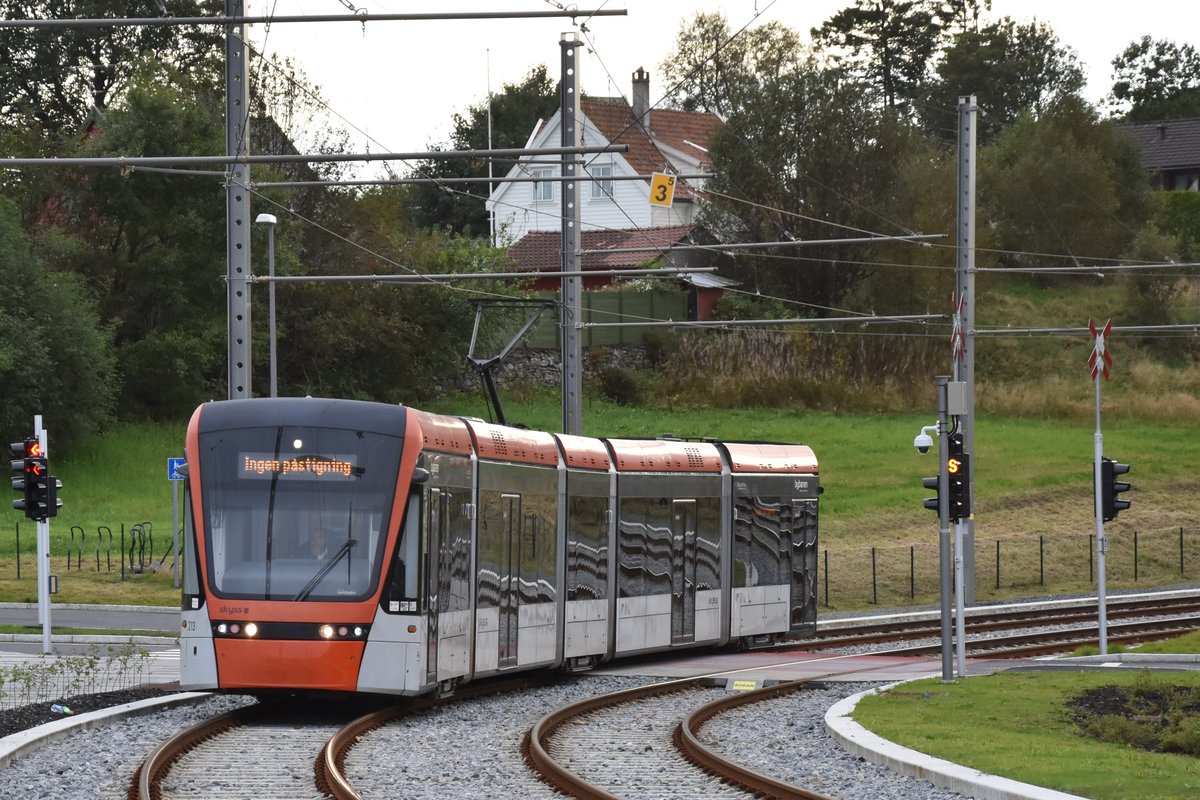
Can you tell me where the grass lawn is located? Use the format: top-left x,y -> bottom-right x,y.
853,670 -> 1200,800
3,396 -> 1199,608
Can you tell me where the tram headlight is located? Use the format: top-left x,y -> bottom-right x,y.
244,622 -> 259,638
353,627 -> 364,638
320,624 -> 335,639
216,623 -> 228,635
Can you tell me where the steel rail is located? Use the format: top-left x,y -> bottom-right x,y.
132,705 -> 258,800
677,680 -> 836,800
809,597 -> 1200,650
322,676 -> 555,799
525,678 -> 705,800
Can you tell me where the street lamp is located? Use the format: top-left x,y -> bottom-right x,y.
254,213 -> 278,398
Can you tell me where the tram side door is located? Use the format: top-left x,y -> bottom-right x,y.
780,499 -> 796,619
499,493 -> 521,669
425,488 -> 445,686
671,500 -> 697,644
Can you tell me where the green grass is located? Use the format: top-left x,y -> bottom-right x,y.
4,393 -> 1198,608
0,624 -> 171,638
853,671 -> 1200,800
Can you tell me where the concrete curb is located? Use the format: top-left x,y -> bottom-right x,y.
0,634 -> 177,646
1059,653 -> 1200,664
0,692 -> 212,769
824,682 -> 1089,800
0,603 -> 178,615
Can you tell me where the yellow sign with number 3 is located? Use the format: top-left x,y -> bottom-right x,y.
649,172 -> 676,207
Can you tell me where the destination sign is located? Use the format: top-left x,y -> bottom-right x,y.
239,453 -> 358,480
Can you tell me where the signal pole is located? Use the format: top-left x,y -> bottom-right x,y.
34,415 -> 51,654
935,377 -> 954,682
560,31 -> 583,435
954,95 -> 978,606
1090,319 -> 1113,654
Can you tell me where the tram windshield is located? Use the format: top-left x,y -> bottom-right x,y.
197,423 -> 401,602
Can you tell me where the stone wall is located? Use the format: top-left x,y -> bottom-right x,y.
452,345 -> 650,392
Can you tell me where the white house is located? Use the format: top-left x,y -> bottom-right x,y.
486,68 -> 723,244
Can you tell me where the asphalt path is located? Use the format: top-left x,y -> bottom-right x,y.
0,602 -> 179,655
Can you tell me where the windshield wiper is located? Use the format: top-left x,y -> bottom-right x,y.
293,539 -> 358,602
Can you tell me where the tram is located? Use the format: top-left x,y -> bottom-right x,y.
178,397 -> 820,696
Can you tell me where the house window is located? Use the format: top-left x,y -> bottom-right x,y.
590,165 -> 614,199
531,167 -> 554,202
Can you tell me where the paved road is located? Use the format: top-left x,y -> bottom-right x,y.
0,602 -> 179,655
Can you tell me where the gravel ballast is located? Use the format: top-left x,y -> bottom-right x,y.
0,677 -> 965,800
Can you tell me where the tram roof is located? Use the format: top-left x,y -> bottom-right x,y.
464,419 -> 559,465
604,438 -> 723,473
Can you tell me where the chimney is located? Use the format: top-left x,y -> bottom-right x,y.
632,67 -> 650,129
1158,123 -> 1168,141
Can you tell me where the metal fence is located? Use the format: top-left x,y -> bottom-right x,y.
0,644 -> 151,712
822,526 -> 1200,609
2,521 -> 176,582
525,289 -> 688,348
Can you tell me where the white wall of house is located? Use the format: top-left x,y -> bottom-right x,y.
488,111 -> 698,245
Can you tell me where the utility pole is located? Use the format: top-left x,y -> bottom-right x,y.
560,32 -> 583,435
955,95 -> 977,605
226,0 -> 252,399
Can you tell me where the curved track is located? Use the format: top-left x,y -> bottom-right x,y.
527,677 -> 835,800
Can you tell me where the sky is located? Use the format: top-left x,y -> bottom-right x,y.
246,1 -> 1199,176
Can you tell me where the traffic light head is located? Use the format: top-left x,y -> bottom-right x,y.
946,432 -> 970,521
923,475 -> 940,512
1101,457 -> 1132,522
9,439 -> 56,521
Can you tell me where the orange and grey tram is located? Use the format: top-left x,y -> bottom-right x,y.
178,397 -> 820,697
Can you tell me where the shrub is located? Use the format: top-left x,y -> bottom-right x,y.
596,366 -> 644,406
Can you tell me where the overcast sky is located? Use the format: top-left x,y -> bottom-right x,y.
246,0 -> 1198,175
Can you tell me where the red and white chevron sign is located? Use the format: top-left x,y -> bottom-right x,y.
1088,318 -> 1112,381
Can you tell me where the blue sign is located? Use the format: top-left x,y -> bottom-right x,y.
167,457 -> 187,481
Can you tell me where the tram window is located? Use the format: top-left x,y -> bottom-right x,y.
390,490 -> 420,603
182,481 -> 201,599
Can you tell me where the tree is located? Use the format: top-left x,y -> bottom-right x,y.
50,58 -> 230,419
810,0 -> 940,113
980,96 -> 1152,272
0,0 -> 222,140
0,196 -> 115,447
657,12 -> 804,117
700,62 -> 922,312
406,65 -> 559,237
921,18 -> 1084,142
1106,37 -> 1200,121
274,189 -> 505,404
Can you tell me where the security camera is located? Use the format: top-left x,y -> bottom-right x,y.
913,425 -> 936,454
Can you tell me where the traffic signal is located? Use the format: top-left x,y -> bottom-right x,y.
8,439 -> 59,521
10,439 -> 36,517
922,473 -> 940,513
1101,457 -> 1132,522
947,431 -> 971,522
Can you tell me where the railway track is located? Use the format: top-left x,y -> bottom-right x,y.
806,593 -> 1200,657
127,591 -> 1200,798
130,678 -> 550,800
129,700 -> 366,800
526,677 -> 836,800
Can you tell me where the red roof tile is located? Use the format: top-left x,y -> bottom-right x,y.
581,99 -> 720,200
508,225 -> 694,273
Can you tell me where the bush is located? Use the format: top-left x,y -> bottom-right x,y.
596,366 -> 644,406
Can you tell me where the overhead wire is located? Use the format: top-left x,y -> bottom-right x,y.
237,6 -> 1183,340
